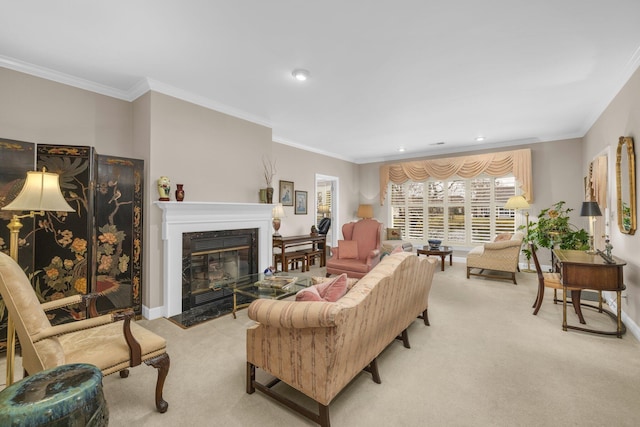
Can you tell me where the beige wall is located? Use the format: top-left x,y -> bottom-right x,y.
0,68 -> 133,155
582,66 -> 640,327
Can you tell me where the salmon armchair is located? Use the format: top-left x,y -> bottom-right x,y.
326,218 -> 383,278
0,251 -> 170,413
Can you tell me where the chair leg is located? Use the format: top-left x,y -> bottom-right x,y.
145,353 -> 170,413
246,362 -> 256,394
363,357 -> 381,384
533,282 -> 545,315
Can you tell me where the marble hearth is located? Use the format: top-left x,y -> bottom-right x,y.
155,201 -> 273,318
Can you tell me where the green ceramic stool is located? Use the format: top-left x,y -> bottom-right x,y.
0,363 -> 108,426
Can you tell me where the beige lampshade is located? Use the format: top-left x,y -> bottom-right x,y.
2,170 -> 74,212
504,195 -> 530,210
318,204 -> 330,214
357,204 -> 374,219
272,203 -> 286,219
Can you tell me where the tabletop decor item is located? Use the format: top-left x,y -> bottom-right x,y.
175,184 -> 185,202
157,176 -> 170,201
262,156 -> 276,204
428,239 -> 442,249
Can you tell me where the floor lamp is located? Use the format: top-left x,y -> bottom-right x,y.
1,168 -> 74,386
504,195 -> 534,272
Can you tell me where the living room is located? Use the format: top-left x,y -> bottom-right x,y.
1,2 -> 640,425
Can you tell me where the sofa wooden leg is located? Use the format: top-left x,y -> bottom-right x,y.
246,362 -> 256,394
400,328 -> 410,348
363,357 -> 381,384
319,404 -> 330,427
418,309 -> 430,326
466,267 -> 470,278
512,273 -> 517,285
145,353 -> 170,413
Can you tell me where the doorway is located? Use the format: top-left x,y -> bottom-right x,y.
315,174 -> 339,249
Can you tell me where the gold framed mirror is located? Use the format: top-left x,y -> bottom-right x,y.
616,136 -> 636,234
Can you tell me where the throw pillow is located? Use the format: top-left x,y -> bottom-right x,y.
386,227 -> 401,240
312,276 -> 359,290
494,233 -> 513,242
338,240 -> 359,259
315,273 -> 348,302
295,286 -> 323,301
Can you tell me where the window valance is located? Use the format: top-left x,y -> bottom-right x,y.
379,148 -> 533,205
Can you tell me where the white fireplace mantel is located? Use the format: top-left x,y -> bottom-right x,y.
155,201 -> 274,318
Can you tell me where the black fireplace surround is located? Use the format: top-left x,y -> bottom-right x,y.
172,228 -> 259,327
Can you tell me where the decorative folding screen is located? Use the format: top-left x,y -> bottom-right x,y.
0,139 -> 144,349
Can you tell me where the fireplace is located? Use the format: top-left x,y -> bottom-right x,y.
155,201 -> 273,318
182,228 -> 258,313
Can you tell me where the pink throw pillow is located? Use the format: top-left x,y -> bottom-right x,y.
295,286 -> 323,301
338,240 -> 359,259
391,245 -> 404,254
315,273 -> 348,302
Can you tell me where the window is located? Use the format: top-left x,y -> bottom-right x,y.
390,175 -> 517,245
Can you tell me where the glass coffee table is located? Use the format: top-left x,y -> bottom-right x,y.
220,273 -> 312,318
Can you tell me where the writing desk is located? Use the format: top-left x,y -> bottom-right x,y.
273,234 -> 326,272
553,249 -> 626,337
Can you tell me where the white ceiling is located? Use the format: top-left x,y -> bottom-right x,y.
2,1 -> 640,164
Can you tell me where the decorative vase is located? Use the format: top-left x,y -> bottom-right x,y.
259,188 -> 267,203
175,184 -> 185,202
157,176 -> 171,201
266,186 -> 274,204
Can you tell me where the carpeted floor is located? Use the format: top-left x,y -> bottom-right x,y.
3,261 -> 640,426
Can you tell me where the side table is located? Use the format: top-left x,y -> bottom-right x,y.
417,246 -> 453,271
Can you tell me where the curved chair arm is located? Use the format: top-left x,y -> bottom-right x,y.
40,293 -> 102,318
365,249 -> 382,267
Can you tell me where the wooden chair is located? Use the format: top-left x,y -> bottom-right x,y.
530,243 -> 585,324
0,251 -> 170,413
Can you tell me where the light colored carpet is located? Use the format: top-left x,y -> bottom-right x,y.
3,261 -> 640,426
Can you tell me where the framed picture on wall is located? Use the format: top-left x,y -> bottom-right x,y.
279,180 -> 294,206
295,190 -> 307,215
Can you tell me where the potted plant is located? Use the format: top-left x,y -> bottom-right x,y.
521,201 -> 589,262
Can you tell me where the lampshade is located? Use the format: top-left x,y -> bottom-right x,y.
318,204 -> 330,214
357,204 -> 374,219
272,203 -> 286,219
504,195 -> 530,210
2,170 -> 74,213
580,201 -> 602,217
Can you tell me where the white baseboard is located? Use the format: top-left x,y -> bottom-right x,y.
142,304 -> 165,320
603,292 -> 640,342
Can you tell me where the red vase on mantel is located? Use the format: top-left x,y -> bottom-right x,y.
175,184 -> 185,202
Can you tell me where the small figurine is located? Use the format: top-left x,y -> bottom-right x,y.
264,266 -> 276,276
310,225 -> 318,236
605,236 -> 613,259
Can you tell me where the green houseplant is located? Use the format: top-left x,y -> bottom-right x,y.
521,201 -> 590,262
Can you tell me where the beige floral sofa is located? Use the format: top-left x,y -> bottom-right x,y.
466,231 -> 525,284
246,252 -> 437,427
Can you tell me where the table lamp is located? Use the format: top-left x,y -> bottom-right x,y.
272,203 -> 286,237
318,204 -> 330,218
357,204 -> 373,219
504,195 -> 533,272
1,168 -> 74,386
580,201 -> 602,254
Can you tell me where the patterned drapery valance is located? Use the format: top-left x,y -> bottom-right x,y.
379,148 -> 533,205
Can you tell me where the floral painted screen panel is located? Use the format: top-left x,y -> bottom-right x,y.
94,155 -> 144,315
0,138 -> 36,347
36,144 -> 96,324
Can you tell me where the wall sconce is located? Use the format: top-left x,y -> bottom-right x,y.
357,204 -> 374,219
1,168 -> 74,386
272,203 -> 286,237
580,201 -> 602,254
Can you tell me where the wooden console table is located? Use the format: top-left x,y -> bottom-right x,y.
553,249 -> 626,338
273,234 -> 326,272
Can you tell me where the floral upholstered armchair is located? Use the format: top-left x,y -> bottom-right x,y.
466,231 -> 525,284
325,218 -> 383,278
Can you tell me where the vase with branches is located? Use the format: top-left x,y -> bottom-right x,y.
262,156 -> 277,203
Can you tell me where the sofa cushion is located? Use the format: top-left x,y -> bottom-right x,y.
338,240 -> 358,259
312,276 -> 359,290
494,233 -> 513,242
295,285 -> 324,301
297,273 -> 349,302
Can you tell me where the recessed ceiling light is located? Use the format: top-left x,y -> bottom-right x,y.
292,69 -> 310,81
398,147 -> 406,152
475,136 -> 485,142
430,141 -> 445,146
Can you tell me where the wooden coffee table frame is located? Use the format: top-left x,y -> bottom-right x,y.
417,246 -> 453,271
